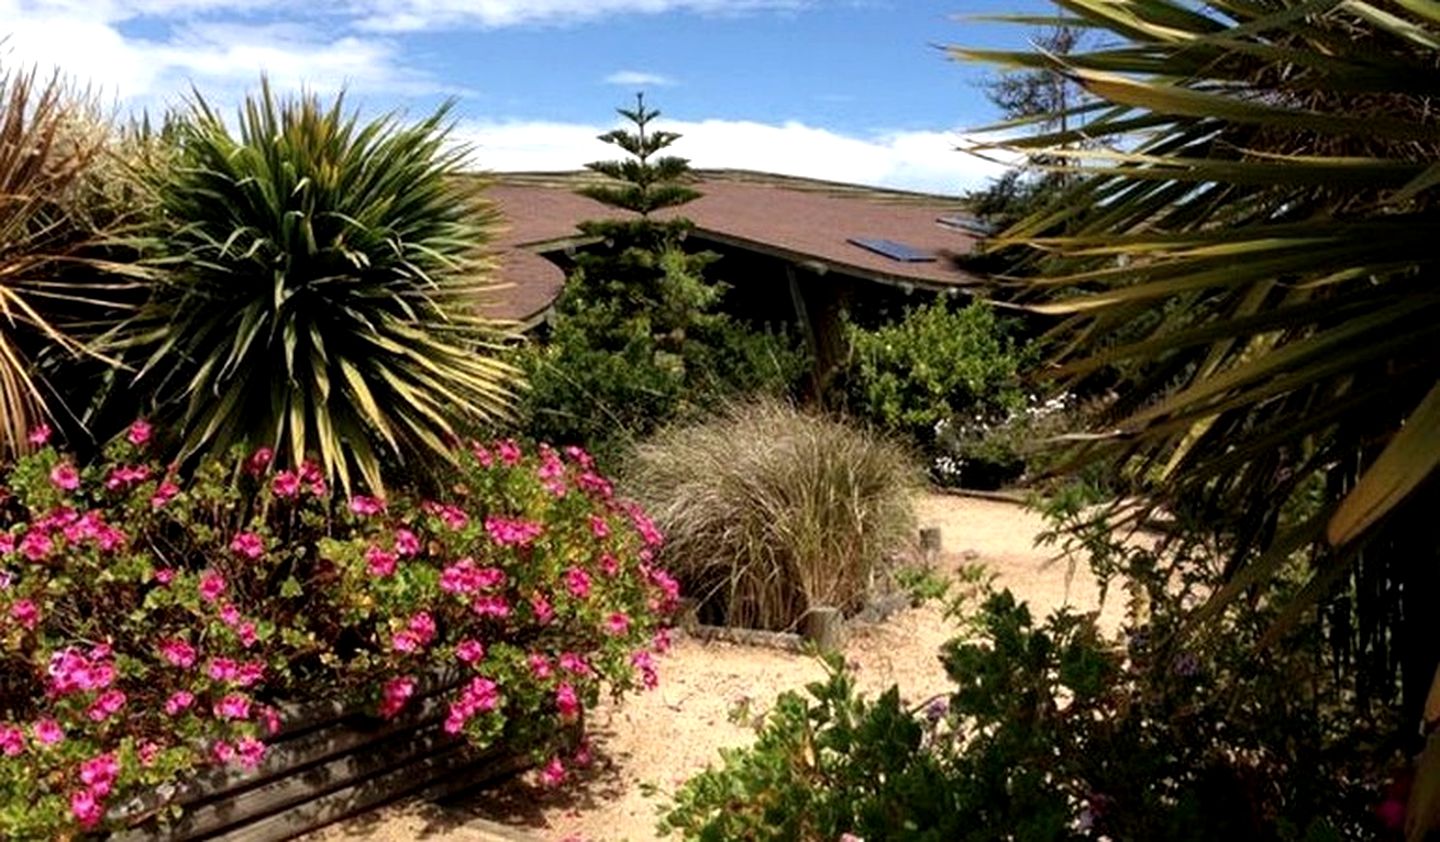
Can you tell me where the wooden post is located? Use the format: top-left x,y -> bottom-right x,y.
919,526 -> 942,564
803,606 -> 845,654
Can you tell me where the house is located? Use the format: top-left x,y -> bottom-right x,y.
483,170 -> 995,376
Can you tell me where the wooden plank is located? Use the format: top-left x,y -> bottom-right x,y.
207,739 -> 530,842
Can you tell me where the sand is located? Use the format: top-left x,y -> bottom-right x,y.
306,493 -> 1119,842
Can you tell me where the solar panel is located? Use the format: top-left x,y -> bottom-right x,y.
847,237 -> 936,262
936,215 -> 997,237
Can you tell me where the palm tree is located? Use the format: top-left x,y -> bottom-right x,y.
955,2 -> 1440,835
123,81 -> 518,493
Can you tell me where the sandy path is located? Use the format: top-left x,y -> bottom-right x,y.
307,493 -> 1119,842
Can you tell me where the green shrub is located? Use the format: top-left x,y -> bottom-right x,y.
842,299 -> 1028,461
626,400 -> 917,631
660,515 -> 1399,841
0,423 -> 676,838
121,81 -> 517,493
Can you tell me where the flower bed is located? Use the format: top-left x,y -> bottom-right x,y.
0,423 -> 676,839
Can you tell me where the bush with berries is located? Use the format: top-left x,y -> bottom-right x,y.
0,422 -> 676,838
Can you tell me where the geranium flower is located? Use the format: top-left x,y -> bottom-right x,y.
366,545 -> 398,577
0,725 -> 24,756
604,612 -> 631,636
159,639 -> 197,668
485,515 -> 543,547
150,480 -> 180,508
199,571 -> 227,602
379,676 -> 416,718
164,690 -> 196,715
79,753 -> 120,796
49,463 -> 79,491
555,683 -> 581,720
530,593 -> 554,624
471,595 -> 510,618
32,718 -> 63,746
455,639 -> 485,663
349,495 -> 385,516
245,447 -> 273,475
589,515 -> 610,539
87,689 -> 127,721
528,653 -> 553,680
70,789 -> 104,828
235,736 -> 266,769
271,471 -> 301,498
559,652 -> 593,676
393,527 -> 420,557
27,423 -> 51,446
229,531 -> 265,559
539,757 -> 566,787
564,568 -> 591,600
10,599 -> 39,630
213,694 -> 252,720
497,439 -> 523,466
127,419 -> 152,446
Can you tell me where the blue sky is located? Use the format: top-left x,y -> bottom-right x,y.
1,0 -> 1052,194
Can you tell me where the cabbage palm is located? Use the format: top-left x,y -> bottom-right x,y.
957,2 -> 1439,832
128,81 -> 517,493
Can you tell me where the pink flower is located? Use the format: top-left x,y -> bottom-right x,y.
49,463 -> 79,491
577,471 -> 613,499
106,464 -> 151,490
0,725 -> 24,756
589,515 -> 610,539
530,593 -> 554,625
393,528 -> 420,557
555,683 -> 581,720
651,569 -> 682,607
539,757 -> 566,787
271,471 -> 301,498
444,676 -> 500,733
349,495 -> 385,516
559,652 -> 593,676
32,718 -> 63,746
471,595 -> 510,618
213,694 -> 252,720
441,559 -> 504,595
22,529 -> 55,560
150,480 -> 180,508
260,705 -> 282,734
87,689 -> 127,721
212,740 -> 235,764
246,446 -> 274,475
497,439 -> 523,466
408,612 -> 436,642
455,639 -> 485,664
79,753 -> 120,795
392,630 -> 423,654
138,741 -> 161,766
159,639 -> 197,668
633,650 -> 659,690
70,789 -> 104,828
219,603 -> 241,627
164,690 -> 196,715
564,445 -> 595,469
564,568 -> 592,600
365,545 -> 397,577
470,441 -> 494,467
528,653 -> 553,680
127,419 -> 152,446
0,533 -> 14,555
627,505 -> 665,548
229,531 -> 265,559
235,736 -> 266,769
208,658 -> 239,682
199,571 -> 227,602
237,621 -> 258,648
10,599 -> 39,630
653,627 -> 673,654
572,738 -> 593,768
235,661 -> 266,687
28,423 -> 52,446
379,676 -> 416,719
436,504 -> 468,530
599,553 -> 620,577
153,567 -> 174,585
485,515 -> 543,547
604,612 -> 631,636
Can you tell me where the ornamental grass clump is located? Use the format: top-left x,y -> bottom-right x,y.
627,400 -> 917,631
0,422 -> 676,839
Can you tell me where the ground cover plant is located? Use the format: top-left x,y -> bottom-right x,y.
626,400 -> 916,631
0,422 -> 677,838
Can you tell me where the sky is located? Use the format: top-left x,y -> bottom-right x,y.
0,0 -> 1052,195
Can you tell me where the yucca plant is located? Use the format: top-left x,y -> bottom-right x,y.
956,1 -> 1440,834
626,400 -> 918,631
126,81 -> 517,493
0,64 -> 142,454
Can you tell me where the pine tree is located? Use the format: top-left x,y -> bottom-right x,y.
578,93 -> 701,216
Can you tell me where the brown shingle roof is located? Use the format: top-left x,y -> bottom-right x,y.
484,172 -> 983,322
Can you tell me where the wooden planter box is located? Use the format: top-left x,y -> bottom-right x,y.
109,673 -> 557,841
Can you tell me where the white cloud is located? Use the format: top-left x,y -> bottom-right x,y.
356,0 -> 810,32
455,117 -> 1016,195
604,70 -> 675,87
0,3 -> 442,103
